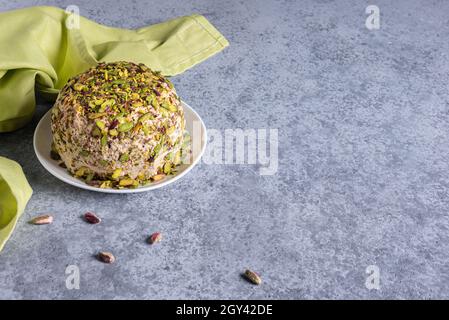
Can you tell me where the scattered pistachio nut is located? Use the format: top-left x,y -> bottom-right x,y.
98,251 -> 115,264
29,215 -> 53,225
148,232 -> 162,244
84,212 -> 101,224
244,269 -> 262,285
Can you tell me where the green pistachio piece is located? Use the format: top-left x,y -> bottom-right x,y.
100,181 -> 112,189
112,79 -> 125,85
153,143 -> 162,155
85,172 -> 94,183
109,129 -> 118,136
101,135 -> 108,146
75,167 -> 87,177
80,150 -> 90,157
92,127 -> 101,137
99,99 -> 115,112
166,126 -> 175,135
161,103 -> 177,112
163,162 -> 171,174
73,83 -> 85,91
160,108 -> 169,118
96,121 -> 105,130
88,112 -> 107,119
119,178 -> 135,187
151,99 -> 160,110
174,151 -> 181,165
112,168 -> 122,180
142,125 -> 150,136
118,122 -> 134,132
119,153 -> 129,162
139,112 -> 154,123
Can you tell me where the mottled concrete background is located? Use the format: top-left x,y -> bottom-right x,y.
1,0 -> 449,299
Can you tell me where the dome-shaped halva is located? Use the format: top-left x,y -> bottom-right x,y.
51,61 -> 185,188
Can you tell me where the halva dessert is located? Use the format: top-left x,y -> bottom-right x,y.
51,61 -> 186,188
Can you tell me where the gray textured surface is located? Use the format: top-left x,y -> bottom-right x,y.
1,0 -> 449,299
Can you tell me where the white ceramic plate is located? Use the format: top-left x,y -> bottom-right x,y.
34,101 -> 207,193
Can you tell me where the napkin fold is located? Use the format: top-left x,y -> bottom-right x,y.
0,6 -> 229,132
0,157 -> 33,252
0,6 -> 228,253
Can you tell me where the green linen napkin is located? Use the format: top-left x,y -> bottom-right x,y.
0,6 -> 228,253
0,157 -> 33,252
0,6 -> 229,132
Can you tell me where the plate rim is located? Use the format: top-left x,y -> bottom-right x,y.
33,101 -> 207,194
